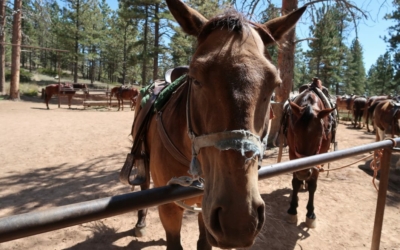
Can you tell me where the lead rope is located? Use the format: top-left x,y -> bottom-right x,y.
320,153 -> 374,173
370,149 -> 383,192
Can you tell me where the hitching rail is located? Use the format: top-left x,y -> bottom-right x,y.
1,138 -> 399,250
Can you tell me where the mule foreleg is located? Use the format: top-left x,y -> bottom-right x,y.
376,127 -> 385,142
68,95 -> 72,109
158,203 -> 184,250
358,111 -> 364,128
197,212 -> 212,250
134,180 -> 150,237
305,177 -> 318,228
366,110 -> 371,132
117,98 -> 121,111
287,175 -> 302,224
130,99 -> 135,111
45,93 -> 50,109
121,99 -> 124,111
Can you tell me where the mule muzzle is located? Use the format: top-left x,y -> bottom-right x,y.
295,169 -> 313,181
204,199 -> 265,248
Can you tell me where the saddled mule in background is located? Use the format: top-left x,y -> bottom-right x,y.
124,1 -> 306,249
109,86 -> 138,111
72,83 -> 90,96
279,88 -> 335,228
373,99 -> 400,169
335,94 -> 352,122
109,86 -> 120,107
44,83 -> 76,109
363,95 -> 390,132
352,96 -> 367,129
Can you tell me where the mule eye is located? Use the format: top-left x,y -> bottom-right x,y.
193,79 -> 201,86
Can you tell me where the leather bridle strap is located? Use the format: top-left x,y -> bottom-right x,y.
192,130 -> 264,157
157,112 -> 191,167
185,78 -> 265,177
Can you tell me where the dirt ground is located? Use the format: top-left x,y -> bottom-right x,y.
0,96 -> 399,250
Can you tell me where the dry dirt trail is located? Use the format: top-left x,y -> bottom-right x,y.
0,97 -> 399,250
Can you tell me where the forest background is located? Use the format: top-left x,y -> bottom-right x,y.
1,0 -> 400,99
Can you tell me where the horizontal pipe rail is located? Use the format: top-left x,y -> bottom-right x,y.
259,138 -> 398,179
0,138 -> 399,243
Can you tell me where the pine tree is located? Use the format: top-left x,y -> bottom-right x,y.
366,52 -> 394,95
168,0 -> 222,68
344,38 -> 366,95
306,5 -> 349,93
294,46 -> 310,90
260,3 -> 280,65
61,0 -> 99,82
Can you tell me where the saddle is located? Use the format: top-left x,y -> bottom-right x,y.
119,66 -> 189,188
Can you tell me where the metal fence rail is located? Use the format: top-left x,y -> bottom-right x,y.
1,138 -> 399,250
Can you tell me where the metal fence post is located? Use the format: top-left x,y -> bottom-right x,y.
370,147 -> 392,250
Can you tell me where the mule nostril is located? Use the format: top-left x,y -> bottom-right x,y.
256,204 -> 265,231
210,207 -> 223,234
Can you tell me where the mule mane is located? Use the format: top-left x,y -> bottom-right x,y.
198,9 -> 247,43
300,91 -> 317,106
296,92 -> 318,125
298,104 -> 314,125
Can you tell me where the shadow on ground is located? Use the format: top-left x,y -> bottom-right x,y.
358,157 -> 400,206
65,222 -> 167,249
0,153 -> 135,216
236,188 -> 309,250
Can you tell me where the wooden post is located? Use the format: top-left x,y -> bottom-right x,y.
10,0 -> 22,100
370,147 -> 392,250
57,52 -> 61,108
0,0 -> 6,95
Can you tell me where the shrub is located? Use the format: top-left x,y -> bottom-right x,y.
37,68 -> 69,77
22,89 -> 39,97
20,83 -> 39,97
5,69 -> 33,82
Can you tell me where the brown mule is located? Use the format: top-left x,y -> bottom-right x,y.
280,88 -> 335,228
130,1 -> 306,249
373,99 -> 400,169
109,86 -> 138,111
44,83 -> 76,109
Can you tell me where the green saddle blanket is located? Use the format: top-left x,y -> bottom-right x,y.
140,74 -> 187,112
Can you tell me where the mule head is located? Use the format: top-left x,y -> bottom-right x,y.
288,100 -> 334,158
167,0 -> 306,248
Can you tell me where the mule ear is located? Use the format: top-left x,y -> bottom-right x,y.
289,100 -> 303,118
166,0 -> 208,36
261,6 -> 307,44
317,108 -> 335,119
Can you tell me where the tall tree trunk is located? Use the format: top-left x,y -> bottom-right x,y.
275,0 -> 298,103
141,5 -> 148,87
335,18 -> 344,95
0,0 -> 6,95
10,0 -> 21,100
153,3 -> 159,81
122,23 -> 128,85
97,57 -> 101,81
73,0 -> 80,83
29,51 -> 32,72
90,58 -> 94,84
